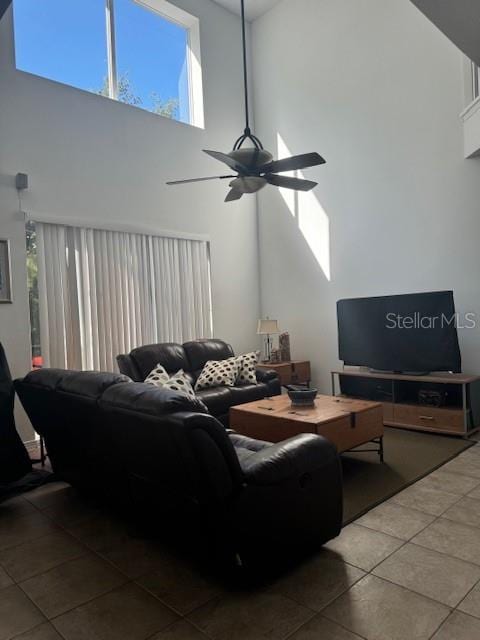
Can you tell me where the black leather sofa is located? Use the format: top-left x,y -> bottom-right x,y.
0,343 -> 32,483
15,369 -> 343,565
117,339 -> 281,424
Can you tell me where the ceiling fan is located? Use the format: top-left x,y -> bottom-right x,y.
167,0 -> 326,202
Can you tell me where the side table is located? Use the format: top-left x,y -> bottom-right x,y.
257,360 -> 311,386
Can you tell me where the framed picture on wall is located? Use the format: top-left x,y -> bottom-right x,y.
0,239 -> 12,303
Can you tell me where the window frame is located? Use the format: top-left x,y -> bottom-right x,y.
14,0 -> 204,128
133,0 -> 204,128
472,61 -> 480,101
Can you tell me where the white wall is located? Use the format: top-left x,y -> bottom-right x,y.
0,0 -> 260,440
252,0 -> 480,393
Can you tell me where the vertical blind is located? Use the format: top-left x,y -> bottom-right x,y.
36,222 -> 212,372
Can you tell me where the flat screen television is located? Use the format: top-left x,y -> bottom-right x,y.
337,291 -> 462,373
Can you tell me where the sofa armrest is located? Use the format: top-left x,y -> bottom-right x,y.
255,368 -> 279,384
240,433 -> 338,485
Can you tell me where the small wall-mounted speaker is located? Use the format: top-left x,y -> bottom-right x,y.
15,173 -> 28,190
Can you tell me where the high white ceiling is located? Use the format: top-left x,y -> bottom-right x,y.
212,0 -> 281,21
410,0 -> 480,65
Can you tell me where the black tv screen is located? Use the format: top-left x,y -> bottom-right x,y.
337,291 -> 462,373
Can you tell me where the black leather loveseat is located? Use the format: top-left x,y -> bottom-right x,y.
15,369 -> 343,565
117,339 -> 281,424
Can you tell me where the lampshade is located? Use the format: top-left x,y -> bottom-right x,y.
257,319 -> 280,335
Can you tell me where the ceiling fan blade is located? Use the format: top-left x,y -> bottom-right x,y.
259,152 -> 326,174
225,188 -> 243,202
266,174 -> 318,191
203,150 -> 250,174
167,175 -> 235,185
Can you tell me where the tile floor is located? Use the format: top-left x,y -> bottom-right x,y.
2,444 -> 480,640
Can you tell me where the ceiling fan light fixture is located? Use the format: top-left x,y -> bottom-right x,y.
230,176 -> 268,194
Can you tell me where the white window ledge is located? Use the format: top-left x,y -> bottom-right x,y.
461,97 -> 480,158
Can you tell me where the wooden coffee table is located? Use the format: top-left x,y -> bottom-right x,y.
230,394 -> 384,460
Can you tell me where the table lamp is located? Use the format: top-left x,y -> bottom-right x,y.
257,318 -> 280,362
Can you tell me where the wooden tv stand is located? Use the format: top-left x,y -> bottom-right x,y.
331,369 -> 480,437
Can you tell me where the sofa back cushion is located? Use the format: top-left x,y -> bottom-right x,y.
183,339 -> 235,377
129,343 -> 189,380
57,371 -> 131,397
101,381 -> 208,416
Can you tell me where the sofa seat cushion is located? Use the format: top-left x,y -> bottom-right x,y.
233,446 -> 258,467
229,432 -> 272,470
195,386 -> 232,416
228,384 -> 269,406
229,432 -> 271,452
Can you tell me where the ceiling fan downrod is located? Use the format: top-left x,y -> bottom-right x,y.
233,0 -> 264,151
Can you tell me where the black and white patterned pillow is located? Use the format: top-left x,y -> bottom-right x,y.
195,357 -> 241,391
163,370 -> 197,401
144,364 -> 170,386
236,351 -> 260,385
145,365 -> 196,401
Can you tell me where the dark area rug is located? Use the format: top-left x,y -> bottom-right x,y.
342,427 -> 474,524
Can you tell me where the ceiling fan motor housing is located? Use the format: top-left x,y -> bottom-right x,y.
229,148 -> 273,171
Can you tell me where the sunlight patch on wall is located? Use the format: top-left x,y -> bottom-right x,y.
276,133 -> 297,216
276,133 -> 331,281
298,190 -> 331,281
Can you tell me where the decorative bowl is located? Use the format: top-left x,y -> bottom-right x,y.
286,385 -> 318,407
